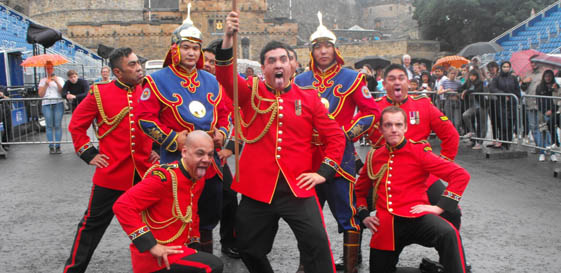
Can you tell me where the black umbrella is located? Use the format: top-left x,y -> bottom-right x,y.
354,56 -> 391,69
26,22 -> 62,49
97,44 -> 114,59
458,42 -> 503,57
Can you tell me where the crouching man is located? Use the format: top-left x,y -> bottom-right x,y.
113,131 -> 223,273
356,106 -> 469,273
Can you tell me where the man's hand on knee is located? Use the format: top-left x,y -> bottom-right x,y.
410,204 -> 444,215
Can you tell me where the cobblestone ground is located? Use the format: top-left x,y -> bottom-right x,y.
1,140 -> 560,273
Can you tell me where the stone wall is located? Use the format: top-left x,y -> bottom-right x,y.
28,0 -> 144,33
294,39 -> 439,69
68,21 -> 178,60
1,0 -> 29,14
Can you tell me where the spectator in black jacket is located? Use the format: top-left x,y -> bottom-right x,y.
62,70 -> 89,112
490,61 -> 521,149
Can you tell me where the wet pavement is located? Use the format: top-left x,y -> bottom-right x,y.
1,139 -> 560,273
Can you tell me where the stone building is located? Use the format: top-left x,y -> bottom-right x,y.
9,0 -> 435,65
22,0 -> 297,61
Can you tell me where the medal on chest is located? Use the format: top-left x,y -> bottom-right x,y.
295,99 -> 302,116
409,111 -> 420,125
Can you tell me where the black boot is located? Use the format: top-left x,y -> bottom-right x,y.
200,229 -> 213,254
419,258 -> 444,273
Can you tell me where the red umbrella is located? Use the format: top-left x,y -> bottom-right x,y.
530,54 -> 561,68
509,49 -> 545,77
20,54 -> 69,67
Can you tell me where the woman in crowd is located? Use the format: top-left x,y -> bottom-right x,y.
489,61 -> 521,150
460,70 -> 485,150
38,61 -> 65,154
535,69 -> 559,161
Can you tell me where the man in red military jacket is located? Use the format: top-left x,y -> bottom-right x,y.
63,48 -> 159,273
216,11 -> 346,273
113,130 -> 223,273
356,106 -> 469,273
367,64 -> 462,229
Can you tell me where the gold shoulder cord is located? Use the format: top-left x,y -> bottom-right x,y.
141,166 -> 194,244
366,149 -> 388,209
237,79 -> 279,144
92,84 -> 130,139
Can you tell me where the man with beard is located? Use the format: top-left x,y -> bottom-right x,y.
63,48 -> 159,273
113,131 -> 224,273
294,12 -> 380,273
214,10 -> 346,273
137,3 -> 230,254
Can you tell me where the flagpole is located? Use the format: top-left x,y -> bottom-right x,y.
232,0 -> 240,183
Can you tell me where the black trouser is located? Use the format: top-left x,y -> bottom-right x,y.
235,176 -> 335,273
199,174 -> 223,231
153,252 -> 224,273
369,214 -> 467,273
63,185 -> 124,272
220,163 -> 238,247
63,173 -> 141,273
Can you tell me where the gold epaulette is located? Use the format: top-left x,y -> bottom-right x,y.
410,94 -> 430,100
409,139 -> 429,145
142,163 -> 178,180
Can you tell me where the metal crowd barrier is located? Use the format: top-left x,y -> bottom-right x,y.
520,94 -> 561,154
370,90 -> 524,149
0,96 -> 97,149
461,92 -> 521,149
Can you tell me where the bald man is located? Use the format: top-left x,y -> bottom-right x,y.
114,130 -> 224,273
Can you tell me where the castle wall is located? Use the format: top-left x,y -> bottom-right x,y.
28,0 -> 144,33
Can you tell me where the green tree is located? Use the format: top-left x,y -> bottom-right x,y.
413,0 -> 556,52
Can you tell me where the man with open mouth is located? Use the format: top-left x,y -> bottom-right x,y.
213,10 -> 346,273
113,130 -> 224,273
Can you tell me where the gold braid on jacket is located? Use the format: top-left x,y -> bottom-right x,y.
92,84 -> 130,139
366,148 -> 388,210
237,79 -> 279,144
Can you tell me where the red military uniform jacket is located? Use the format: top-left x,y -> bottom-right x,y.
215,48 -> 346,204
113,161 -> 204,273
68,80 -> 153,191
355,139 -> 470,251
368,95 -> 459,161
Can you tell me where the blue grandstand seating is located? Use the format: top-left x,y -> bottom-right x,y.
0,3 -> 102,72
493,3 -> 561,62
